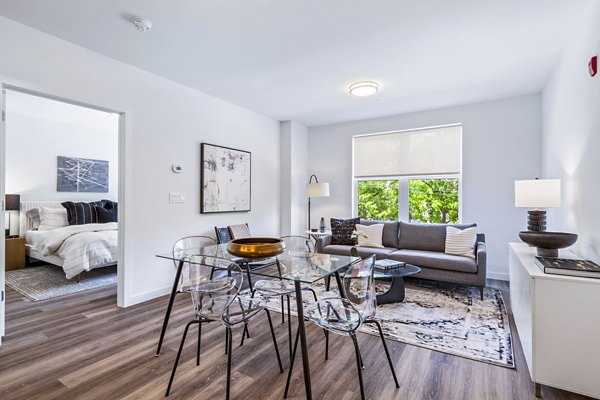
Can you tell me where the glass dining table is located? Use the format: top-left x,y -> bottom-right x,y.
155,243 -> 360,400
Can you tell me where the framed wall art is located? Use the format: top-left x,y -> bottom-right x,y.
57,156 -> 109,193
201,143 -> 251,213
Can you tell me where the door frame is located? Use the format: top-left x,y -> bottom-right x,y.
0,83 -> 129,344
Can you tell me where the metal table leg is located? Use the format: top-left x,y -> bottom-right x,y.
376,277 -> 407,305
334,271 -> 346,298
294,281 -> 312,400
156,259 -> 184,356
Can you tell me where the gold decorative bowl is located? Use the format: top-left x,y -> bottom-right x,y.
227,238 -> 286,258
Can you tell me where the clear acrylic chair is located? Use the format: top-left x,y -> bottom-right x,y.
283,255 -> 400,400
246,236 -> 319,356
172,236 -> 217,293
165,256 -> 283,399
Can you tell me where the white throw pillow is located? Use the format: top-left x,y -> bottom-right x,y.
445,226 -> 477,258
354,224 -> 384,248
38,207 -> 69,231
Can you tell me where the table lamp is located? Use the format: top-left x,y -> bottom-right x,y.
515,179 -> 560,231
5,194 -> 20,237
515,179 -> 577,257
306,175 -> 329,231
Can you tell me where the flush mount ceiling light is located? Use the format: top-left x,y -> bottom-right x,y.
131,16 -> 152,32
349,81 -> 379,97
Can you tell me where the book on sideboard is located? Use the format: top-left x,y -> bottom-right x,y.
535,256 -> 600,279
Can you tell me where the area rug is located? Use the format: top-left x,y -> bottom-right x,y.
5,265 -> 117,301
247,279 -> 514,368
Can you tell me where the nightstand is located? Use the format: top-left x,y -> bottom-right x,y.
5,236 -> 26,271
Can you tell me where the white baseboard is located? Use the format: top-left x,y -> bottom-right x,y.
124,284 -> 171,307
487,271 -> 509,281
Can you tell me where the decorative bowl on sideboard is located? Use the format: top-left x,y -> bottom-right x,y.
227,238 -> 286,258
518,231 -> 578,257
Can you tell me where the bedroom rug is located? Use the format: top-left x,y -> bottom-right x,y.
5,265 -> 117,301
244,279 -> 514,368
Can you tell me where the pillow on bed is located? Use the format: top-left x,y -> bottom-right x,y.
38,207 -> 69,231
101,199 -> 117,210
94,205 -> 118,223
26,208 -> 41,230
61,201 -> 106,225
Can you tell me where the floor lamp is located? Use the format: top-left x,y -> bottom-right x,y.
306,174 -> 330,230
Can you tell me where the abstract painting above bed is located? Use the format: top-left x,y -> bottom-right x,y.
57,156 -> 109,193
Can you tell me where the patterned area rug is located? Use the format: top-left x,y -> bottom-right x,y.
247,278 -> 514,368
6,265 -> 117,301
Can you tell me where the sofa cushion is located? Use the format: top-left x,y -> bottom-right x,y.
389,249 -> 477,273
398,222 -> 477,252
330,217 -> 359,245
359,220 -> 399,248
322,245 -> 396,260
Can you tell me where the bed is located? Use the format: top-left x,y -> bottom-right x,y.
20,201 -> 118,280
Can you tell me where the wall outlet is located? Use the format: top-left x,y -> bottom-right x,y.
169,192 -> 185,203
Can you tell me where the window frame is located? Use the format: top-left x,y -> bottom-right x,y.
353,174 -> 463,223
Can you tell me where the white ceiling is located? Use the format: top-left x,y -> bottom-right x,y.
0,1 -> 590,127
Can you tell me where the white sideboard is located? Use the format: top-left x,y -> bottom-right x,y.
509,242 -> 600,398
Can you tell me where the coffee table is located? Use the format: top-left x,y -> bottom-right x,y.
375,264 -> 421,304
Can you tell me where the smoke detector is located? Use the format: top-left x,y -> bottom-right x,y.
131,16 -> 152,32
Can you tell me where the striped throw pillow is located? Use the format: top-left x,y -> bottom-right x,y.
445,226 -> 477,258
61,201 -> 106,225
355,223 -> 385,248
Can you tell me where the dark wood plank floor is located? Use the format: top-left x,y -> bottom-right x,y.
0,280 -> 591,400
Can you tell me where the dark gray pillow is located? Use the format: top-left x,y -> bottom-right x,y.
94,205 -> 118,223
61,200 -> 107,225
330,217 -> 360,245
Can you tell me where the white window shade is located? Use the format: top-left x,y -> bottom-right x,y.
353,125 -> 462,178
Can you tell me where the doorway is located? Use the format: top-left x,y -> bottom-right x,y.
0,85 -> 126,344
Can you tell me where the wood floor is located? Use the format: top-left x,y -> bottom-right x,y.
0,280 -> 591,400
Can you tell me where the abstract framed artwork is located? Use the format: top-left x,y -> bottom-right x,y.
57,156 -> 109,193
201,143 -> 251,213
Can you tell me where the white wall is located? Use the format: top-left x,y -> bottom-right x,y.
280,120 -> 309,236
542,1 -> 600,263
6,91 -> 119,202
308,94 -> 543,280
0,16 -> 280,306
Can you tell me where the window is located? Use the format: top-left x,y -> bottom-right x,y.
354,125 -> 462,223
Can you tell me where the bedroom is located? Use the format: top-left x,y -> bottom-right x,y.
3,89 -> 120,301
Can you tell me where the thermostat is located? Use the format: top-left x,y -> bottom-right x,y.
172,164 -> 183,173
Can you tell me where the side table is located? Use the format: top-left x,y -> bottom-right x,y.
5,236 -> 26,271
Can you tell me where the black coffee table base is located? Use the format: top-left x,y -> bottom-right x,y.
377,277 -> 407,305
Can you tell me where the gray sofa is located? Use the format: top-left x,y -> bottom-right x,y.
316,220 -> 487,299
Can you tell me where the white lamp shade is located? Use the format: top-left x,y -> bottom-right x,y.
307,182 -> 330,198
515,179 -> 561,208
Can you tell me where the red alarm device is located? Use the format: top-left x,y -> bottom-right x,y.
590,55 -> 597,77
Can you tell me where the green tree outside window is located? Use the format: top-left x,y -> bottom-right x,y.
357,180 -> 399,221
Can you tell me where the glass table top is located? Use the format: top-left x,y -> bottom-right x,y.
373,263 -> 421,279
156,243 -> 360,284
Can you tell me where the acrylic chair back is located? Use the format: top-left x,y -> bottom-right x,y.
186,255 -> 243,321
280,235 -> 314,258
172,236 -> 217,291
343,255 -> 376,320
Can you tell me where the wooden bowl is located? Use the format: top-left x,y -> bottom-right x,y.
227,238 -> 286,258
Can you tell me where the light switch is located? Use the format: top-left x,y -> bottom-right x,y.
169,192 -> 185,203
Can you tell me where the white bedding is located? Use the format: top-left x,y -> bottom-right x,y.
26,223 -> 118,279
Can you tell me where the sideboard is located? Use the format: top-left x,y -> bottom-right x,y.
509,242 -> 600,398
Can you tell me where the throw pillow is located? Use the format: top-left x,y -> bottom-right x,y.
38,207 -> 69,231
26,208 -> 41,230
354,223 -> 385,248
445,226 -> 477,258
102,199 -> 117,210
330,217 -> 360,245
61,201 -> 106,225
94,205 -> 118,223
